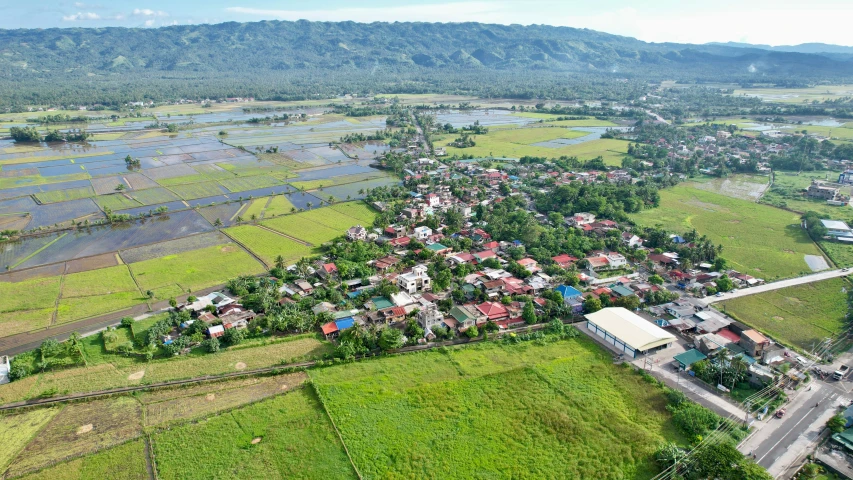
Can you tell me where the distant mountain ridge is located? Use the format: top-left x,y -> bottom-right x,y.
0,20 -> 851,104
707,41 -> 853,55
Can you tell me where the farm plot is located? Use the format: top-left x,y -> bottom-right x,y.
127,187 -> 181,205
218,174 -> 283,193
55,265 -> 144,324
166,181 -> 227,200
0,275 -> 61,315
820,240 -> 853,268
93,193 -> 141,211
289,171 -> 389,191
689,174 -> 770,201
17,439 -> 148,480
141,164 -> 198,181
56,292 -> 146,325
262,212 -> 342,245
141,372 -> 308,427
64,252 -> 120,274
225,225 -> 313,266
323,176 -> 400,201
34,186 -> 95,204
761,171 -> 852,217
27,198 -> 103,229
297,206 -> 369,231
152,388 -> 356,480
197,202 -> 245,226
262,195 -> 296,217
0,407 -> 60,473
630,185 -> 824,280
719,277 -> 850,349
311,336 -> 683,479
5,397 -> 143,479
329,201 -> 377,225
89,176 -> 131,195
129,243 -> 264,297
0,308 -> 56,338
118,231 -> 229,263
241,197 -> 269,219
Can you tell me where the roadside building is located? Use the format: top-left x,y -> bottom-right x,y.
584,307 -> 675,358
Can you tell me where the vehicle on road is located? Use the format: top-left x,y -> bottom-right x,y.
715,292 -> 723,297
834,365 -> 850,380
775,408 -> 786,418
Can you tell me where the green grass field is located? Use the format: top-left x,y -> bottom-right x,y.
128,187 -> 182,205
224,225 -> 313,266
719,277 -> 851,350
34,186 -> 95,204
0,407 -> 60,472
290,172 -> 388,191
0,308 -> 56,338
330,201 -> 378,225
510,113 -> 618,127
219,175 -> 283,193
94,193 -> 142,211
18,439 -> 148,480
129,243 -> 264,296
820,240 -> 853,267
0,276 -> 62,314
152,388 -> 356,480
311,337 -> 683,479
731,85 -> 853,104
166,181 -> 225,200
262,213 -> 342,245
630,184 -> 824,279
61,265 -> 140,297
56,292 -> 146,325
262,195 -> 296,217
761,171 -> 853,218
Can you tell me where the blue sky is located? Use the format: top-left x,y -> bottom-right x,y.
1,0 -> 851,46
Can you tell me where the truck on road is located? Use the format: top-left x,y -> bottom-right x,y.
833,365 -> 849,380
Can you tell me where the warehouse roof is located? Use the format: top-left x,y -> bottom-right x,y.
585,307 -> 675,352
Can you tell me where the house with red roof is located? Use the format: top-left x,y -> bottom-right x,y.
482,241 -> 500,252
552,254 -> 578,268
317,262 -> 338,279
476,301 -> 509,321
472,250 -> 497,263
388,236 -> 412,248
516,258 -> 539,273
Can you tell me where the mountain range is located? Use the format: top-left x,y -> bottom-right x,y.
0,20 -> 851,104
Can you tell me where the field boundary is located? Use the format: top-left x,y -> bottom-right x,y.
254,224 -> 313,246
308,381 -> 363,479
220,228 -> 274,269
9,232 -> 67,270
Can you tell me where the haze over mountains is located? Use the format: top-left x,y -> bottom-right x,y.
707,41 -> 853,58
0,20 -> 851,104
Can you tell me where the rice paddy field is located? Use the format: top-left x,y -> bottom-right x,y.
630,184 -> 825,279
732,85 -> 853,104
2,334 -> 683,480
689,174 -> 770,201
224,225 -> 313,266
719,277 -> 851,350
0,334 -> 331,404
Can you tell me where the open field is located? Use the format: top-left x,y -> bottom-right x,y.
152,388 -> 356,480
141,372 -> 308,427
61,265 -> 139,298
510,112 -> 619,127
0,407 -> 60,472
0,334 -> 331,404
719,277 -> 851,350
761,170 -> 853,218
732,85 -> 853,104
630,184 -> 824,279
689,174 -> 770,201
820,240 -> 853,267
224,225 -> 313,266
5,397 -> 143,478
311,336 -> 683,479
18,439 -> 148,480
129,243 -> 264,297
34,186 -> 95,205
290,172 -> 391,192
329,201 -> 378,225
262,212 -> 343,245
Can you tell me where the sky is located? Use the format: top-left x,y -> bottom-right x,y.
1,0 -> 852,47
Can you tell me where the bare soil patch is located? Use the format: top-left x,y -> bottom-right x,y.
251,437 -> 262,445
76,424 -> 93,435
234,362 -> 247,370
128,370 -> 145,381
205,393 -> 216,401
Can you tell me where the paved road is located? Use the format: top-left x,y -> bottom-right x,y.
697,268 -> 850,307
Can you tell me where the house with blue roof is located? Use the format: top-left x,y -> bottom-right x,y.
555,285 -> 582,300
555,285 -> 584,314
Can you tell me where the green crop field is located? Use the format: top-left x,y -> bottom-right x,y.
5,397 -> 143,478
631,184 -> 824,279
56,292 -> 146,324
719,277 -> 851,350
262,195 -> 296,217
224,225 -> 313,266
94,193 -> 141,211
166,181 -> 225,200
61,265 -> 139,297
0,334 -> 331,405
18,439 -> 148,480
330,201 -> 378,225
219,174 -> 283,193
731,85 -> 853,104
297,206 -> 366,231
820,240 -> 853,268
290,172 -> 388,191
510,113 -> 618,127
241,197 -> 268,219
262,212 -> 342,245
155,174 -> 208,186
0,408 -> 60,472
129,187 -> 181,205
311,337 -> 683,479
152,388 -> 356,480
34,186 -> 95,204
0,275 -> 62,314
0,308 -> 56,338
129,243 -> 264,296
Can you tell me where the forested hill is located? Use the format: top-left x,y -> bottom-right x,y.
0,20 -> 851,104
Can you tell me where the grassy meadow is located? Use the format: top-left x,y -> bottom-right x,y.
719,277 -> 851,350
17,439 -> 148,480
630,184 -> 824,279
311,336 -> 684,479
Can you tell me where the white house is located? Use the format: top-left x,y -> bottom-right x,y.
417,302 -> 444,330
606,253 -> 628,268
425,193 -> 441,207
0,355 -> 9,385
347,225 -> 367,241
621,232 -> 643,248
566,212 -> 596,227
397,265 -> 431,294
413,226 -> 433,241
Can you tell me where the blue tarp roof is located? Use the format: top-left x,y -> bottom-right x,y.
335,317 -> 355,330
556,285 -> 582,299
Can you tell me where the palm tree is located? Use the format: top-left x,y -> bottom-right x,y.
235,216 -> 244,223
274,255 -> 286,270
306,202 -> 313,209
214,218 -> 223,227
328,195 -> 335,204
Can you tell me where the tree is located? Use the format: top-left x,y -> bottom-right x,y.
583,296 -> 602,313
716,274 -> 734,292
213,218 -> 223,227
274,255 -> 286,270
146,290 -> 154,299
169,297 -> 177,308
224,327 -> 246,346
39,339 -> 61,358
464,325 -> 479,338
205,336 -> 221,353
828,413 -> 847,434
378,327 -> 404,351
522,301 -> 537,325
654,442 -> 686,469
115,184 -> 126,191
120,317 -> 134,328
614,294 -> 640,311
648,274 -> 664,285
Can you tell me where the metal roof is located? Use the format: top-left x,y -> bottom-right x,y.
585,307 -> 675,352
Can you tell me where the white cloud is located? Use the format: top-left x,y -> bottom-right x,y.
62,12 -> 101,21
73,2 -> 104,8
144,19 -> 155,26
133,8 -> 169,18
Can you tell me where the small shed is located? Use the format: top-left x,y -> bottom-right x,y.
674,349 -> 707,370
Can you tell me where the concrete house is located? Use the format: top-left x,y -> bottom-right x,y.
397,265 -> 431,294
740,329 -> 771,358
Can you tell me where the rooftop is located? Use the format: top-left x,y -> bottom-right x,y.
585,307 -> 675,352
